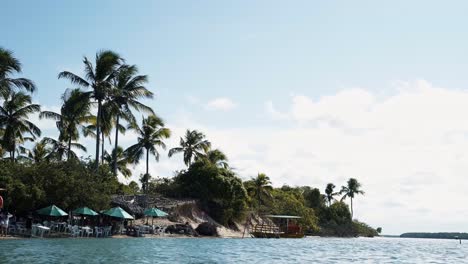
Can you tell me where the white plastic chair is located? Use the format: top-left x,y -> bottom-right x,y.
70,226 -> 80,237
159,226 -> 166,236
84,227 -> 93,237
95,227 -> 103,238
104,226 -> 111,237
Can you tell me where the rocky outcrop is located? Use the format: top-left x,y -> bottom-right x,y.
111,194 -> 196,216
165,223 -> 198,236
195,222 -> 218,236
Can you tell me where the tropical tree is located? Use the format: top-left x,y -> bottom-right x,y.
40,89 -> 93,160
58,50 -> 122,169
0,91 -> 41,161
27,141 -> 51,163
41,137 -> 86,161
202,149 -> 229,169
340,178 -> 365,219
108,64 -> 154,175
0,47 -> 36,96
103,146 -> 132,178
168,129 -> 211,167
245,173 -> 273,210
125,115 -> 171,191
325,183 -> 339,207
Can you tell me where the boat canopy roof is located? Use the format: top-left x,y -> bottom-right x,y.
263,215 -> 302,219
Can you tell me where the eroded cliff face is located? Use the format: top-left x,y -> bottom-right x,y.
111,195 -> 246,237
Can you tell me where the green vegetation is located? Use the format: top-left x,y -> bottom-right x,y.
0,160 -> 124,214
0,47 -> 379,237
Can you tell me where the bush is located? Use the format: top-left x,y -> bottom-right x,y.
171,161 -> 248,225
0,160 -> 121,215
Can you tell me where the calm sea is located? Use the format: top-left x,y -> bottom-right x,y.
0,237 -> 466,263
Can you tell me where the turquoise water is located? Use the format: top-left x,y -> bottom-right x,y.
0,237 -> 467,263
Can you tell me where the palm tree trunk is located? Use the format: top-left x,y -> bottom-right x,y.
112,114 -> 120,175
95,101 -> 101,170
67,136 -> 72,161
101,132 -> 105,165
10,150 -> 14,163
146,148 -> 149,176
350,198 -> 353,219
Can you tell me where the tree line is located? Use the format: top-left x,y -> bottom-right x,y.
0,47 -> 378,236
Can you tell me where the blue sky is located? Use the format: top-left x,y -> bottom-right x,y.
5,0 -> 468,120
3,1 -> 468,234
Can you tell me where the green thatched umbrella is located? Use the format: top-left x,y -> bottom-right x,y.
73,207 -> 98,216
37,205 -> 68,217
102,207 -> 133,219
144,208 -> 168,225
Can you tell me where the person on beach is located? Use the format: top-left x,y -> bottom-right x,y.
0,211 -> 7,237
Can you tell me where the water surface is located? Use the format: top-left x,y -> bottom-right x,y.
0,237 -> 466,263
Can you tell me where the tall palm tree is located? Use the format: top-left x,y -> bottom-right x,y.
340,178 -> 365,219
58,50 -> 122,169
0,91 -> 41,161
41,137 -> 86,161
125,115 -> 171,190
108,64 -> 154,175
168,129 -> 211,167
103,146 -> 132,178
0,47 -> 36,96
203,148 -> 229,169
246,173 -> 273,210
325,183 -> 339,207
40,89 -> 93,161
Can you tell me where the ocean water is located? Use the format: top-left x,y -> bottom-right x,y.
0,237 -> 467,263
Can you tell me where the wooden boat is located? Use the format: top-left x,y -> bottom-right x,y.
250,215 -> 305,238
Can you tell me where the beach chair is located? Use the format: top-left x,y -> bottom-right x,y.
8,225 -> 16,235
70,226 -> 80,238
84,227 -> 93,237
104,226 -> 112,237
158,226 -> 167,236
95,227 -> 103,238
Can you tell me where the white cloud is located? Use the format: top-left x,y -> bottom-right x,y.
265,100 -> 289,120
143,79 -> 468,235
205,97 -> 237,111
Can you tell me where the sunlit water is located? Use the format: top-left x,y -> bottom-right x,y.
0,237 -> 467,263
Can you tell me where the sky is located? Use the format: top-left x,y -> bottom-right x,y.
3,0 -> 468,235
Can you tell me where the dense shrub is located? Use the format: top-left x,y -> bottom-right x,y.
0,160 -> 122,215
167,161 -> 248,225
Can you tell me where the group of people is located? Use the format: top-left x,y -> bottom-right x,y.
0,210 -> 11,237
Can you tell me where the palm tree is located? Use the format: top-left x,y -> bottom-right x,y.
168,129 -> 211,167
246,173 -> 273,210
340,178 -> 365,219
0,47 -> 36,96
103,146 -> 132,178
325,183 -> 339,207
40,89 -> 93,161
41,137 -> 86,161
108,64 -> 154,175
28,141 -> 51,163
58,50 -> 122,169
203,149 -> 229,169
0,91 -> 41,161
125,115 -> 171,190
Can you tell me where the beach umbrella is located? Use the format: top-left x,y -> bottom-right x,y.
37,205 -> 68,217
73,207 -> 99,216
144,208 -> 168,217
144,208 -> 168,225
102,207 -> 133,219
